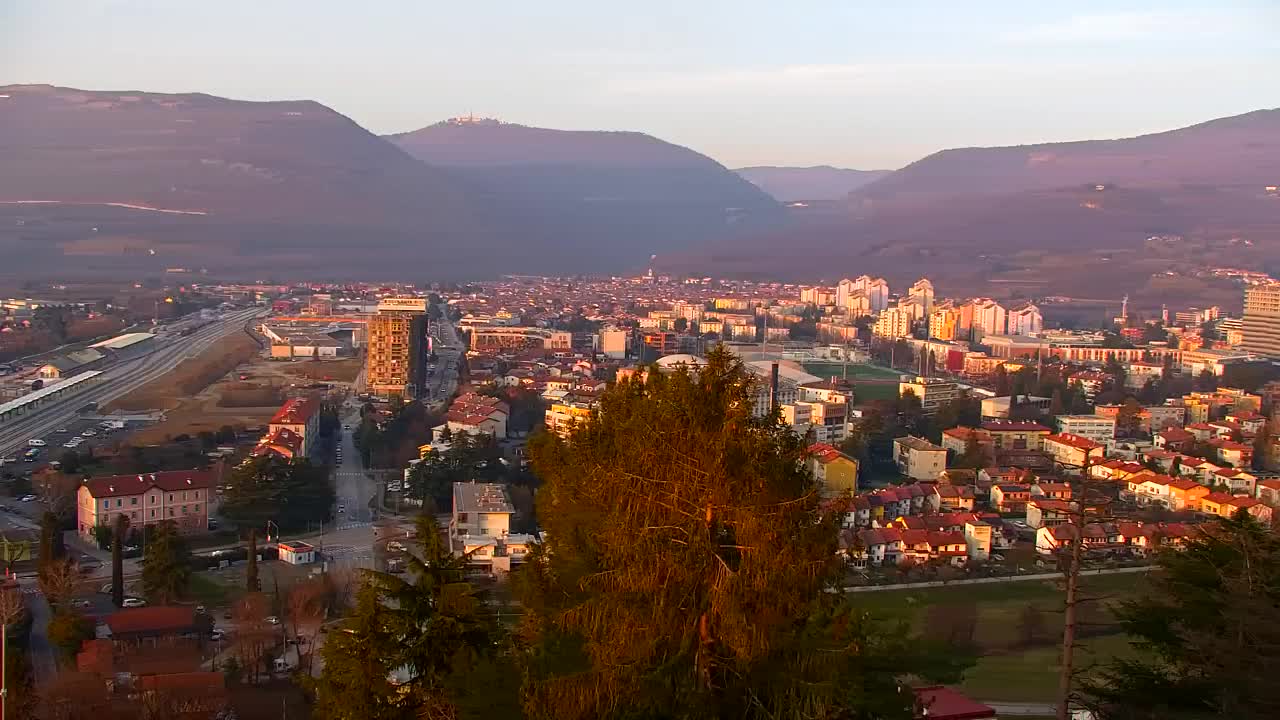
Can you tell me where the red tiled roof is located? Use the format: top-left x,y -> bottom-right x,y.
270,396 -> 319,426
83,470 -> 213,499
1044,433 -> 1102,451
913,686 -> 996,720
106,606 -> 195,636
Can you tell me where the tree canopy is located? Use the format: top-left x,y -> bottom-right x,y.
1085,513 -> 1280,719
517,347 -> 963,720
140,520 -> 192,604
221,455 -> 335,533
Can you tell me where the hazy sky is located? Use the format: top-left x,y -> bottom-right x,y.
3,1 -> 1276,168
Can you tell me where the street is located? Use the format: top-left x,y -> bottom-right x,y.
18,576 -> 58,685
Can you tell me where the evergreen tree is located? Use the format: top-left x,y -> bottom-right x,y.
140,521 -> 192,604
111,514 -> 127,607
246,529 -> 260,592
1085,513 -> 1280,719
311,515 -> 497,719
518,347 -> 964,720
309,585 -> 405,720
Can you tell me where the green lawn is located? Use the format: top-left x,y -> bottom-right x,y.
801,362 -> 902,380
960,633 -> 1137,703
187,572 -> 240,608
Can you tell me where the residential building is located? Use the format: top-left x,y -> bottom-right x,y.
1026,498 -> 1072,528
899,376 -> 959,415
436,392 -> 510,441
367,297 -> 427,398
990,483 -> 1032,513
544,399 -> 594,436
872,306 -> 913,339
893,436 -> 947,481
964,298 -> 1007,340
77,470 -> 214,540
641,331 -> 679,357
981,421 -> 1051,451
980,395 -> 1051,420
941,427 -> 994,460
1241,283 -> 1280,358
450,481 -> 514,546
908,278 -> 935,313
1055,414 -> 1117,446
1042,433 -> 1105,472
929,302 -> 962,341
471,326 -> 573,352
807,443 -> 859,497
598,328 -> 628,359
267,396 -> 321,456
1006,303 -> 1043,336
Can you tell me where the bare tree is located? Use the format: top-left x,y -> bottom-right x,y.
286,577 -> 329,675
37,557 -> 81,609
231,592 -> 274,685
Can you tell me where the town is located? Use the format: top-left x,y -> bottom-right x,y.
0,269 -> 1277,718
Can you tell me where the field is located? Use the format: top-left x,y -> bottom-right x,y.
278,356 -> 362,383
107,331 -> 263,412
801,362 -> 902,380
851,572 -> 1151,704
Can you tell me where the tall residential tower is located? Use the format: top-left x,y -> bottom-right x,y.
1242,284 -> 1280,358
366,297 -> 428,399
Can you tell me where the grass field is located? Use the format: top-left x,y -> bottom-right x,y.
107,331 -> 261,411
851,573 -> 1151,703
801,362 -> 902,380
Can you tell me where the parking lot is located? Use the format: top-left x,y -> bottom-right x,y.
4,415 -> 147,469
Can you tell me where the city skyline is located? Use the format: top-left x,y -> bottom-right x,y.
3,1 -> 1277,168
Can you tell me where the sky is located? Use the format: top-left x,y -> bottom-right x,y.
2,1 -> 1277,168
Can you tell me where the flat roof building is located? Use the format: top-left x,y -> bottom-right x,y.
367,297 -> 427,399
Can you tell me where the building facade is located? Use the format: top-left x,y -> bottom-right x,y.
1240,283 -> 1280,358
367,297 -> 428,398
77,470 -> 214,540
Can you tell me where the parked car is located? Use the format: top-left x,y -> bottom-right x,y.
71,599 -> 92,609
27,439 -> 46,447
20,495 -> 37,503
81,430 -> 97,438
209,629 -> 225,642
54,428 -> 69,434
122,597 -> 147,608
99,583 -> 114,595
337,504 -> 346,514
266,615 -> 280,625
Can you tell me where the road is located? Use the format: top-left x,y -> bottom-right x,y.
18,576 -> 57,685
0,307 -> 266,458
424,309 -> 462,407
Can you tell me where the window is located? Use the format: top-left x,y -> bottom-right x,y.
131,497 -> 138,506
103,500 -> 109,509
150,509 -> 156,518
116,499 -> 123,508
195,490 -> 201,499
194,504 -> 201,514
181,506 -> 188,515
151,494 -> 158,504
130,512 -> 138,521
168,494 -> 174,502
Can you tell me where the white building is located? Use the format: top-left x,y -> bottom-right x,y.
968,298 -> 1007,339
1007,303 -> 1043,336
872,306 -> 913,339
908,278 -> 935,314
599,328 -> 628,359
1055,414 -> 1117,446
277,541 -> 316,565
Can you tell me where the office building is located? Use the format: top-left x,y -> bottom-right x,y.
1242,284 -> 1280,358
367,297 -> 427,399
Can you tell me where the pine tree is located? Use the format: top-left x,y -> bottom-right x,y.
518,347 -> 964,720
140,521 -> 192,604
308,585 -> 405,720
310,515 -> 497,719
1084,513 -> 1280,719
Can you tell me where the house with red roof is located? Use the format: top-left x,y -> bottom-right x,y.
1042,433 -> 1104,471
913,686 -> 996,720
76,470 -> 215,541
990,483 -> 1031,513
1026,498 -> 1073,529
250,426 -> 305,460
1208,438 -> 1253,468
1257,479 -> 1280,509
807,442 -> 859,498
980,421 -> 1051,451
267,395 -> 321,456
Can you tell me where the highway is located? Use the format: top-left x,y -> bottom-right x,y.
0,306 -> 266,458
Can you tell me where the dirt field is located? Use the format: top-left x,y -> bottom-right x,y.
112,331 -> 363,444
107,332 -> 263,412
278,356 -> 362,382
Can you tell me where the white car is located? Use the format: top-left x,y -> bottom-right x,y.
20,495 -> 37,502
63,441 -> 79,449
54,428 -> 69,434
81,430 -> 97,438
122,597 -> 147,608
27,439 -> 46,447
337,504 -> 346,514
266,615 -> 280,625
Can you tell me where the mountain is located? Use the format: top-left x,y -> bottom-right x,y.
0,84 -> 508,277
734,166 -> 891,201
386,119 -> 782,262
856,109 -> 1280,201
666,109 -> 1280,302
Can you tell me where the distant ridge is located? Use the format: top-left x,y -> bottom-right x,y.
734,166 -> 892,201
